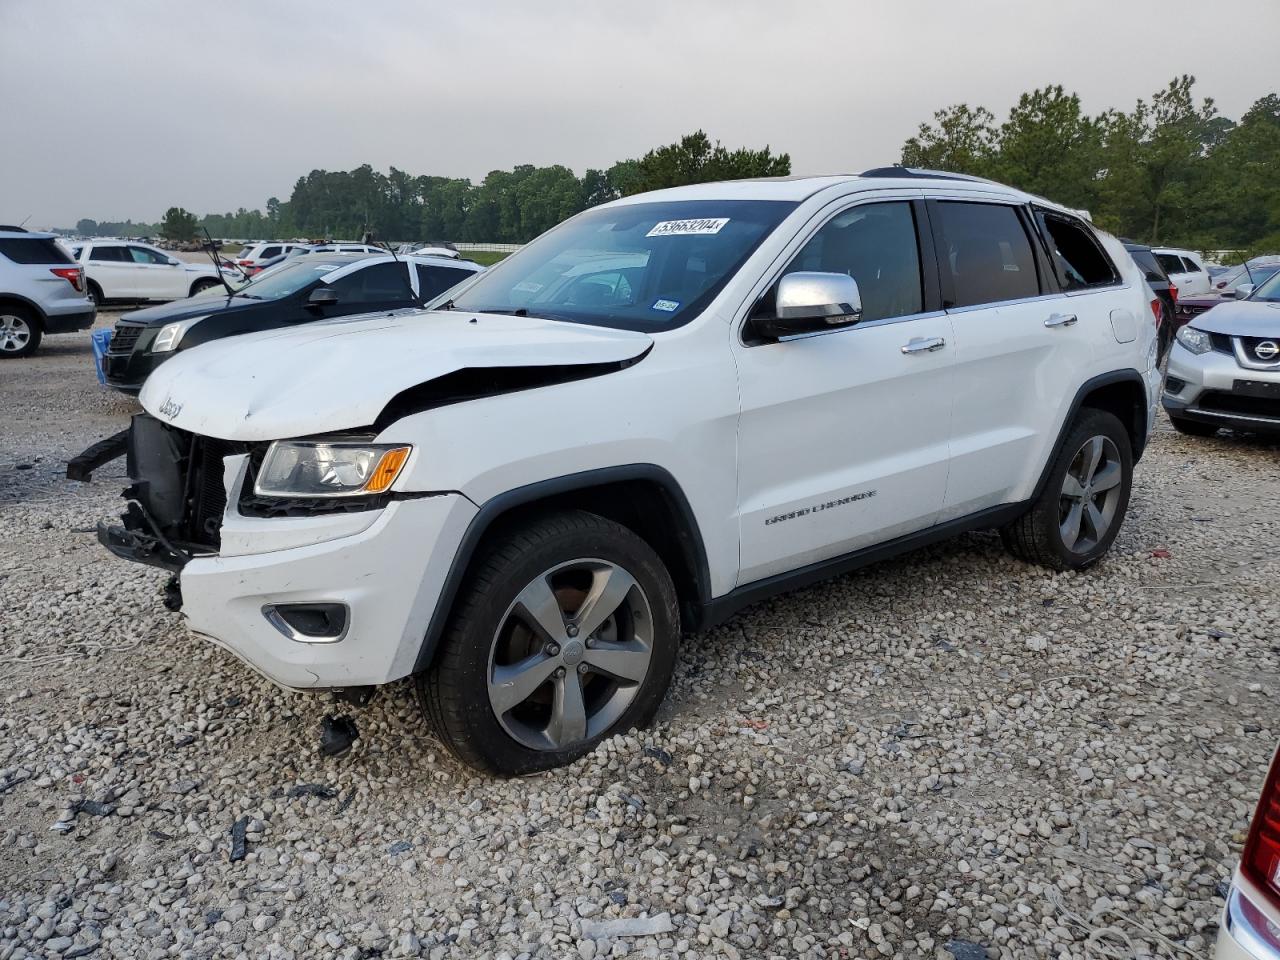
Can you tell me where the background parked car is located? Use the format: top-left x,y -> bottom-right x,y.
0,228 -> 95,358
1216,744 -> 1280,960
1152,246 -> 1212,294
68,240 -> 226,304
233,241 -> 311,272
98,253 -> 484,393
1124,241 -> 1178,360
1214,258 -> 1280,295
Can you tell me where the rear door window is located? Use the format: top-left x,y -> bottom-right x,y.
258,245 -> 281,259
328,262 -> 413,303
1033,211 -> 1119,291
1155,253 -> 1186,275
1180,256 -> 1201,273
89,245 -> 129,262
416,265 -> 475,301
0,238 -> 74,264
932,201 -> 1040,308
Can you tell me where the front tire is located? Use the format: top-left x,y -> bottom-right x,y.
0,306 -> 42,358
419,510 -> 679,775
190,278 -> 221,297
1001,408 -> 1133,571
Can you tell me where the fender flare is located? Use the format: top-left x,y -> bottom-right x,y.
412,464 -> 711,674
1030,368 -> 1149,502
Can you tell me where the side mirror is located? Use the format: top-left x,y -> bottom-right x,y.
752,272 -> 863,339
1237,283 -> 1255,299
167,258 -> 180,266
308,286 -> 339,307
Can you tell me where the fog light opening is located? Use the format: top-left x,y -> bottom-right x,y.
263,603 -> 349,643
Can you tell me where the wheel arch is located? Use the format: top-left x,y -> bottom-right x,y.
1032,369 -> 1148,502
412,465 -> 712,674
0,294 -> 47,329
189,276 -> 220,296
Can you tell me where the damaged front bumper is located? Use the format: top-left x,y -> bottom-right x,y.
70,415 -> 480,689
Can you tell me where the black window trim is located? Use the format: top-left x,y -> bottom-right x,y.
739,195 -> 943,348
926,197 -> 1054,312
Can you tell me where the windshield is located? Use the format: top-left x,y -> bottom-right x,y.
235,258 -> 347,299
439,199 -> 797,331
1250,270 -> 1280,301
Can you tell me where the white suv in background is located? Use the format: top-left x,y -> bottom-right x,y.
1153,246 -> 1212,295
75,169 -> 1160,775
69,240 -> 225,304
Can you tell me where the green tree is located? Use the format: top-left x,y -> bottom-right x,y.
624,131 -> 790,195
159,207 -> 199,241
901,104 -> 998,176
994,86 -> 1102,210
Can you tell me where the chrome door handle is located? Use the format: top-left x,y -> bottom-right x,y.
1045,313 -> 1078,328
901,336 -> 946,354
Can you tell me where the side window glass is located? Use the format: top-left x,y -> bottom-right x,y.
779,201 -> 923,322
1180,256 -> 1200,273
91,246 -> 127,262
416,265 -> 473,301
329,262 -> 411,303
259,246 -> 281,259
128,246 -> 167,265
1155,253 -> 1185,275
1035,212 -> 1119,291
934,202 -> 1039,308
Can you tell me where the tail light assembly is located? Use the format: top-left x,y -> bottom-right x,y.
1150,298 -> 1163,329
1242,748 -> 1280,912
1169,283 -> 1179,304
50,267 -> 85,293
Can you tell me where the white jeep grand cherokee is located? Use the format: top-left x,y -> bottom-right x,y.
72,169 -> 1160,774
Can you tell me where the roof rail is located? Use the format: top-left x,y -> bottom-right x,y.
858,166 -> 987,183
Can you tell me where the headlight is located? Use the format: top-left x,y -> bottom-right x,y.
151,315 -> 209,353
254,442 -> 412,498
1175,325 -> 1212,355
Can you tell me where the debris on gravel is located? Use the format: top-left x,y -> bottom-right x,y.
2,318 -> 1278,958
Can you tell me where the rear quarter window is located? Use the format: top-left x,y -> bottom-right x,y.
1034,211 -> 1119,290
0,238 -> 74,265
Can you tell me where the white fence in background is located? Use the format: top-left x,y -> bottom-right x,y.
452,242 -> 525,253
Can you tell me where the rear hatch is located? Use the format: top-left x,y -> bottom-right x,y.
0,235 -> 89,309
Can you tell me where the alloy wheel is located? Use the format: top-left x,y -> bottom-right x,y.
0,315 -> 32,354
487,558 -> 654,752
1058,435 -> 1123,553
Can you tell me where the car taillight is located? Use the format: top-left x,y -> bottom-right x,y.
1150,298 -> 1163,328
1169,283 -> 1178,304
1242,748 -> 1280,912
237,259 -> 253,266
50,267 -> 84,292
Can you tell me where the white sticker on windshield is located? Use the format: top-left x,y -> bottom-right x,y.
646,218 -> 729,238
652,299 -> 680,312
513,280 -> 544,293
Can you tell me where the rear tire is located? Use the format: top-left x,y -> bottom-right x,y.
87,281 -> 103,306
0,306 -> 42,359
1001,408 -> 1133,571
1169,415 -> 1218,437
419,510 -> 679,775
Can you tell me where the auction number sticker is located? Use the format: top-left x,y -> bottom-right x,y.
651,299 -> 680,312
646,218 -> 729,238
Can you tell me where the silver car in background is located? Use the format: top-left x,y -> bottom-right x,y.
1163,270 -> 1280,436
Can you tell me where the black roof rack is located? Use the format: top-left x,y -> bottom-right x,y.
858,166 -> 973,181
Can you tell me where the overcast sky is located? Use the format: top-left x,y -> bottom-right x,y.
1,0 -> 1275,228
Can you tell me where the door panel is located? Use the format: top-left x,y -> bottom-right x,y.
933,199 -> 1099,518
735,316 -> 955,583
87,246 -> 136,299
733,197 -> 953,586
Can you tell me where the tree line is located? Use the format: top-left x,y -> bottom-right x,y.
71,77 -> 1278,255
903,76 -> 1279,256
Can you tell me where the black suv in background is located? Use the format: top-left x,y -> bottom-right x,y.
1123,241 -> 1177,362
102,253 -> 483,393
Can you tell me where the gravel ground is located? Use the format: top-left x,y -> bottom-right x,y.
2,317 -> 1279,960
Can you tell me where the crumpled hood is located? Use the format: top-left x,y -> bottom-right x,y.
138,309 -> 652,441
1189,300 -> 1280,337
